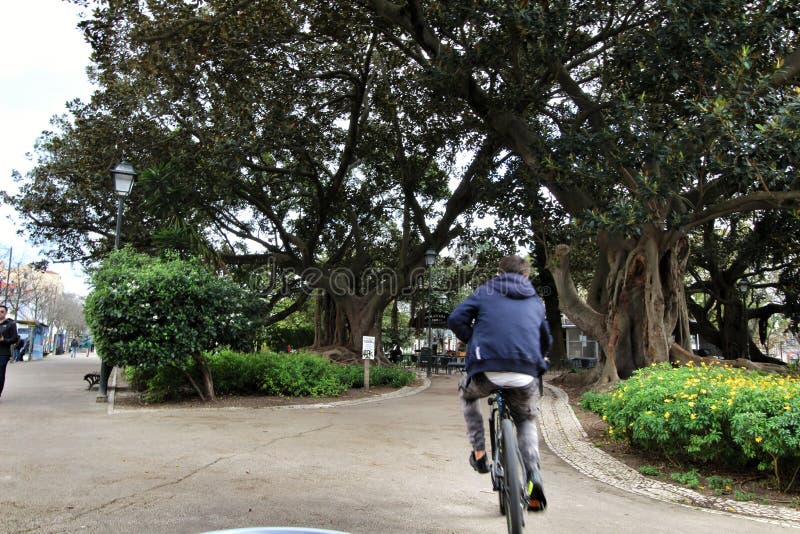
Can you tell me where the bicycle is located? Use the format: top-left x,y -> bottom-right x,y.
487,388 -> 529,534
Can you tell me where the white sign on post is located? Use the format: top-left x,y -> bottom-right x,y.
362,336 -> 376,360
362,335 -> 375,391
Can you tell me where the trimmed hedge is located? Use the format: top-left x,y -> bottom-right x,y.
125,349 -> 416,401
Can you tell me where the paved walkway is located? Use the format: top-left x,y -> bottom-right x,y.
1,354 -> 798,533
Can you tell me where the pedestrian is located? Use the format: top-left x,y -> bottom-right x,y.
88,342 -> 94,356
447,255 -> 551,511
389,341 -> 403,364
70,338 -> 79,358
14,337 -> 27,362
0,304 -> 21,399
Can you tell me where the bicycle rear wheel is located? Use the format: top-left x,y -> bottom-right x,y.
490,410 -> 505,515
501,418 -> 525,534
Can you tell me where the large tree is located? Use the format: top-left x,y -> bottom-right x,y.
687,210 -> 800,363
8,1 -> 800,379
370,0 -> 800,383
7,1 -> 505,357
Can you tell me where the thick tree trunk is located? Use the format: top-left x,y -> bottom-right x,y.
550,227 -> 691,385
313,292 -> 338,348
390,298 -> 399,342
337,295 -> 386,358
314,291 -> 324,347
190,351 -> 216,402
534,244 -> 565,365
309,284 -> 391,362
719,287 -> 749,359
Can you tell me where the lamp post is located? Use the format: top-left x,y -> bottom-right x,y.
112,161 -> 136,249
437,293 -> 448,352
97,161 -> 137,402
738,281 -> 751,360
424,248 -> 437,377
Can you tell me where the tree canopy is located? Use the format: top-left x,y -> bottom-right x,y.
5,0 -> 800,382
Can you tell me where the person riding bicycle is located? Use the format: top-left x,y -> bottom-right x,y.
447,255 -> 551,511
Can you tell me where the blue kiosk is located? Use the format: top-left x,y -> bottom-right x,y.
15,320 -> 49,361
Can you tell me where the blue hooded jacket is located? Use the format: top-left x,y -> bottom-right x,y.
447,273 -> 551,379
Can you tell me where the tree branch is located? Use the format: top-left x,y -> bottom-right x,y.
686,191 -> 800,229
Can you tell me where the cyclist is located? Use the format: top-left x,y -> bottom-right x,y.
447,255 -> 551,511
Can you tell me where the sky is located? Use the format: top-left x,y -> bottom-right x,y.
0,1 -> 96,296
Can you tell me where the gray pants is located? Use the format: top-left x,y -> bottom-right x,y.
459,372 -> 541,477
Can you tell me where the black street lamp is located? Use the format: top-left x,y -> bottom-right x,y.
112,161 -> 136,249
424,248 -> 437,377
97,161 -> 137,402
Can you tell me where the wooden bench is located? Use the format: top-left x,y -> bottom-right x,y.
84,373 -> 100,390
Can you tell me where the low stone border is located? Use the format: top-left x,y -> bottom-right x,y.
274,375 -> 431,410
108,373 -> 430,414
539,382 -> 800,529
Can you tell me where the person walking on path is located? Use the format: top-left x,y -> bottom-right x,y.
447,254 -> 551,511
0,304 -> 20,399
69,338 -> 79,358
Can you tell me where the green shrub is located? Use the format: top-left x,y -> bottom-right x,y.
334,364 -> 364,388
261,351 -> 350,397
580,362 -> 800,491
734,490 -> 758,501
707,475 -> 732,494
671,469 -> 701,488
209,350 -> 275,395
368,365 -> 416,387
125,349 -> 416,401
124,365 -> 155,392
85,248 -> 251,400
128,363 -> 192,402
638,465 -> 661,477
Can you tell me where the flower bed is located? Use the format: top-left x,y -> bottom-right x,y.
581,362 -> 800,491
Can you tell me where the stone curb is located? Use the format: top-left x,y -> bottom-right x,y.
540,381 -> 800,529
108,371 -> 431,415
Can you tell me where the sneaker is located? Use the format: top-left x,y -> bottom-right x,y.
469,451 -> 489,474
526,471 -> 547,511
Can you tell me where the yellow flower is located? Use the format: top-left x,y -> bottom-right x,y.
690,413 -> 696,420
688,401 -> 695,407
785,405 -> 792,411
755,436 -> 763,443
664,398 -> 673,403
608,426 -> 615,435
711,404 -> 718,411
602,415 -> 607,421
664,412 -> 671,419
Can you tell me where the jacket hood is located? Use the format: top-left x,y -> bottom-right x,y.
486,273 -> 537,299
